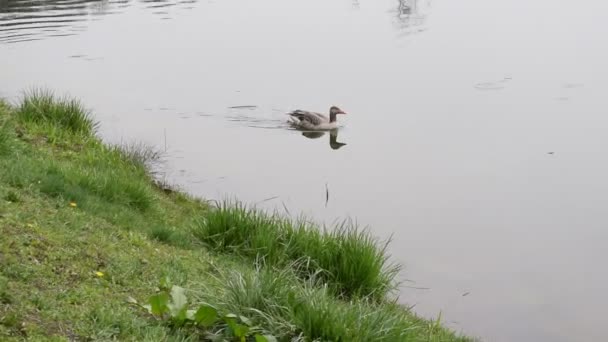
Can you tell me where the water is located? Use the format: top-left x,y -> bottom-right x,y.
2,0 -> 608,341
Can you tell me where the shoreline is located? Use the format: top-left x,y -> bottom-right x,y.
0,91 -> 474,341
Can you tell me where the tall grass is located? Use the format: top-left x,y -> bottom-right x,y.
16,88 -> 98,135
193,202 -> 400,299
211,266 -> 298,338
111,141 -> 164,174
198,266 -> 470,342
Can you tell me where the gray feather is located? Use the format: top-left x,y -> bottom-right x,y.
287,110 -> 328,126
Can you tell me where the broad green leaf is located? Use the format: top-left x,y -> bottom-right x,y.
172,307 -> 188,327
194,304 -> 218,327
229,323 -> 249,338
255,335 -> 278,342
225,316 -> 237,331
255,335 -> 267,342
168,285 -> 188,315
149,292 -> 169,316
239,315 -> 252,326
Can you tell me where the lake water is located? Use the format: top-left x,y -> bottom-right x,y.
2,0 -> 608,341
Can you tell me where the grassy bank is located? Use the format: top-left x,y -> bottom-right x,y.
0,90 -> 474,341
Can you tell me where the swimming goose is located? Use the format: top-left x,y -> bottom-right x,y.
287,106 -> 347,130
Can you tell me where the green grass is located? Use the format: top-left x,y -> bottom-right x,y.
110,141 -> 164,177
194,203 -> 400,299
0,103 -> 13,156
16,88 -> 98,136
194,265 -> 468,342
0,129 -> 11,156
0,90 -> 474,341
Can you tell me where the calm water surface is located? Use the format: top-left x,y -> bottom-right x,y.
2,1 -> 608,341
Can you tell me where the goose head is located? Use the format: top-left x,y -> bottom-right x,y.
329,106 -> 347,122
329,106 -> 347,115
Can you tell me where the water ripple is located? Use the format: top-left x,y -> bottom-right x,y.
0,0 -> 198,44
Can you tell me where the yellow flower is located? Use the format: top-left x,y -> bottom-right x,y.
69,202 -> 77,208
95,271 -> 104,277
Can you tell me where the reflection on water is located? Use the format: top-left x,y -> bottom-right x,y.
393,0 -> 431,36
301,129 -> 347,150
0,0 -> 197,44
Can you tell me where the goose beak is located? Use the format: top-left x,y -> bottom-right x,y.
339,110 -> 347,115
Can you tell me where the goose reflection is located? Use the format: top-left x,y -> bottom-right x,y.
301,129 -> 347,150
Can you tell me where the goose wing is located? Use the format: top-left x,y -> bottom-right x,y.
287,110 -> 328,126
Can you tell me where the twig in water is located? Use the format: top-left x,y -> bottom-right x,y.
325,182 -> 329,207
255,196 -> 279,204
403,285 -> 431,290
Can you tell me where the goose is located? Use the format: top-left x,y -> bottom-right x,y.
287,106 -> 347,130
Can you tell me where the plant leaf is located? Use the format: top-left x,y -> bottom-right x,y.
172,307 -> 188,327
194,304 -> 218,327
224,315 -> 237,332
255,335 -> 267,342
168,285 -> 188,315
255,335 -> 278,342
239,315 -> 252,326
126,296 -> 138,305
229,323 -> 249,338
149,292 -> 169,317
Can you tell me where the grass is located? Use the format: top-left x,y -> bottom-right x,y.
0,90 -> 475,341
194,203 -> 400,299
16,88 -> 98,136
0,103 -> 12,156
0,128 -> 11,156
111,141 -> 164,176
194,265 -> 467,342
